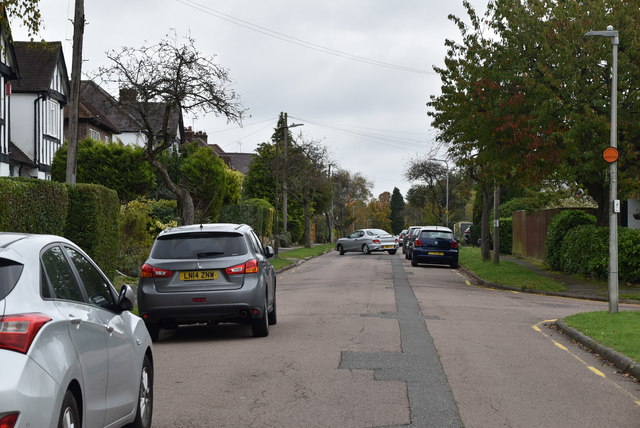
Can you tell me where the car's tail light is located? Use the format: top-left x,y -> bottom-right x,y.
140,264 -> 174,278
372,239 -> 381,244
0,314 -> 51,354
450,241 -> 459,249
225,259 -> 259,275
414,239 -> 422,247
0,412 -> 19,428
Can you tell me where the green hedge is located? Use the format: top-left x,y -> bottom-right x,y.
499,217 -> 512,254
219,198 -> 275,239
559,225 -> 640,282
545,210 -> 597,270
65,184 -> 120,279
0,177 -> 68,234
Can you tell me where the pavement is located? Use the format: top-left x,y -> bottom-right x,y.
459,254 -> 640,381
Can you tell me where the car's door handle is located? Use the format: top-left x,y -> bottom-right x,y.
105,325 -> 114,333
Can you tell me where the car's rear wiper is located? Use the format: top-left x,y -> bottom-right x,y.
197,251 -> 225,258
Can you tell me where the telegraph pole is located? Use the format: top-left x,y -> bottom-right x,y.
65,0 -> 84,185
278,112 -> 303,235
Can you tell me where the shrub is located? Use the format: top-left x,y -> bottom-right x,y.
219,198 -> 275,240
0,177 -> 68,234
65,184 -> 120,279
499,217 -> 512,254
545,210 -> 597,270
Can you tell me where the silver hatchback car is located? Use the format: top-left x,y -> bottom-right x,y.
336,228 -> 398,255
137,223 -> 277,340
0,233 -> 153,428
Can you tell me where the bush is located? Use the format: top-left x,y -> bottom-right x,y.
65,184 -> 120,279
118,198 -> 178,276
0,177 -> 68,234
545,210 -> 597,270
219,198 -> 275,240
499,217 -> 512,254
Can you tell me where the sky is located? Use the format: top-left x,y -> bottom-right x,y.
10,0 -> 488,199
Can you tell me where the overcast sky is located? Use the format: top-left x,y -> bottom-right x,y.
11,0 -> 487,199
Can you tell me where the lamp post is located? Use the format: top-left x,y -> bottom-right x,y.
278,113 -> 303,234
428,158 -> 449,227
585,26 -> 619,313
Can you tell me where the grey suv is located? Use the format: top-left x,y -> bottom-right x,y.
138,223 -> 277,340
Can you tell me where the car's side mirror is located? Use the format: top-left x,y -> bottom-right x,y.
264,246 -> 275,259
116,284 -> 136,311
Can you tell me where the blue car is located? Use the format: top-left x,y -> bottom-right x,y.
410,226 -> 459,268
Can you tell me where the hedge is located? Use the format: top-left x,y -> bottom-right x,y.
499,217 -> 512,254
559,225 -> 640,283
219,198 -> 275,240
545,210 -> 597,270
65,184 -> 121,279
0,177 -> 68,235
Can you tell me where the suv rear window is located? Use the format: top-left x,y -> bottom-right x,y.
420,231 -> 454,240
0,259 -> 24,300
151,232 -> 248,259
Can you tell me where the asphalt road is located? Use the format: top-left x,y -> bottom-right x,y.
150,251 -> 640,427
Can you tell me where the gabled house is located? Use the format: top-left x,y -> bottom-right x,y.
63,80 -> 121,143
0,15 -> 20,177
9,41 -> 69,179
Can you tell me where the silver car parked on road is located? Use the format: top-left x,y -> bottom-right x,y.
0,233 -> 153,428
336,228 -> 398,255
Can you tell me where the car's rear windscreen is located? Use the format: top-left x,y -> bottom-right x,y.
0,259 -> 24,300
151,232 -> 249,259
420,231 -> 454,240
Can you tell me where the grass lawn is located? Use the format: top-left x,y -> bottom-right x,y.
271,243 -> 334,270
459,247 -> 566,292
564,311 -> 640,362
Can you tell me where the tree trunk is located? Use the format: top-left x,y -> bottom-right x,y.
303,199 -> 311,248
149,158 -> 195,225
481,184 -> 492,262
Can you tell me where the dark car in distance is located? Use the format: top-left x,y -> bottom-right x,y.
137,223 -> 277,341
410,226 -> 459,268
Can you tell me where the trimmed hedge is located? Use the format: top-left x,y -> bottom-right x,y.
559,225 -> 640,283
65,184 -> 120,279
0,177 -> 68,235
499,217 -> 512,254
219,198 -> 275,239
545,210 -> 597,270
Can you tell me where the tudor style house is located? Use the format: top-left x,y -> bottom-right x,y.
9,41 -> 69,179
0,19 -> 20,177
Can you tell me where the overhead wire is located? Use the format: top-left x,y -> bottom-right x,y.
174,0 -> 436,75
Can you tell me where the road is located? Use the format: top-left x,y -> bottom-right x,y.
150,251 -> 640,427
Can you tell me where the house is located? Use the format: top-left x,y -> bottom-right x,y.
0,15 -> 20,177
9,41 -> 69,179
183,127 -> 255,174
63,80 -> 121,143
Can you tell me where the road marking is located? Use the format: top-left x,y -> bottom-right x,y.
533,319 -> 640,408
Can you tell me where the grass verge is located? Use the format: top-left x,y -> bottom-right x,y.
564,311 -> 640,362
459,247 -> 566,292
271,243 -> 334,270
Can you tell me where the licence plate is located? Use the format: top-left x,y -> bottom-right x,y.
428,252 -> 444,256
383,245 -> 394,249
180,270 -> 218,281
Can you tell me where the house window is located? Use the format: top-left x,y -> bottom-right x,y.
45,100 -> 59,138
89,129 -> 100,140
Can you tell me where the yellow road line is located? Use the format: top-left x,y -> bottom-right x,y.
533,319 -> 640,408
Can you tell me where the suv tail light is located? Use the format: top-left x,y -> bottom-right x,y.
0,313 -> 51,354
226,259 -> 259,275
0,413 -> 19,428
414,239 -> 422,247
140,264 -> 174,278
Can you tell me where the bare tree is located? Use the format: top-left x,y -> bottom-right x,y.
97,31 -> 245,224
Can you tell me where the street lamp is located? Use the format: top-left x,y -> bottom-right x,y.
585,26 -> 619,313
428,158 -> 449,227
